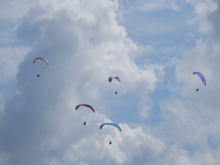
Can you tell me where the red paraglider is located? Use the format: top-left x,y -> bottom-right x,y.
75,104 -> 95,113
33,58 -> 49,65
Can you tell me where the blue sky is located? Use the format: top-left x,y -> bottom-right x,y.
0,0 -> 220,164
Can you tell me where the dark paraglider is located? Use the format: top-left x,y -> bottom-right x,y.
196,88 -> 199,91
83,122 -> 86,125
109,76 -> 120,95
109,141 -> 112,145
108,77 -> 121,82
37,74 -> 40,77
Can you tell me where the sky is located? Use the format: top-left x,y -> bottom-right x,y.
0,0 -> 220,164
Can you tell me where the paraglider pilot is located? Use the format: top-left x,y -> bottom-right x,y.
196,88 -> 199,91
109,141 -> 112,145
37,74 -> 40,77
84,122 -> 86,125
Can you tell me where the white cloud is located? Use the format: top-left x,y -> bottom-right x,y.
122,0 -> 180,12
158,34 -> 220,164
0,0 -> 35,44
0,0 -> 164,164
1,0 -> 220,164
0,0 -> 34,22
185,0 -> 217,34
0,47 -> 30,85
208,0 -> 220,40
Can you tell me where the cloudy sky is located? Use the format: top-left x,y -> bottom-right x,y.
0,0 -> 220,164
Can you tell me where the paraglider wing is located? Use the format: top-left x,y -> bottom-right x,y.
109,76 -> 121,82
193,72 -> 206,86
114,77 -> 121,82
109,77 -> 113,82
75,104 -> 95,113
33,58 -> 49,65
100,123 -> 122,132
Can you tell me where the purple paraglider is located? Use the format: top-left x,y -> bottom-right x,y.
193,72 -> 206,86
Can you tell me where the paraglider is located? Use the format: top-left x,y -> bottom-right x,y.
196,88 -> 199,91
109,77 -> 121,94
109,77 -> 121,83
100,123 -> 122,132
109,141 -> 112,145
33,58 -> 48,76
75,104 -> 95,113
83,122 -> 86,125
33,57 -> 49,65
193,72 -> 206,86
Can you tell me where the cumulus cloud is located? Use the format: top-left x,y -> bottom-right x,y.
208,0 -> 220,40
0,0 -> 35,44
122,0 -> 180,12
2,0 -> 220,164
159,25 -> 220,165
0,0 -> 34,22
0,0 -> 164,165
0,46 -> 30,112
185,0 -> 217,34
0,47 -> 30,85
132,1 -> 220,164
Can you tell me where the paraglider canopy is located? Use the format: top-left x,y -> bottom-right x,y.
100,123 -> 122,132
109,77 -> 121,83
75,104 -> 95,113
33,57 -> 49,65
193,72 -> 206,86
